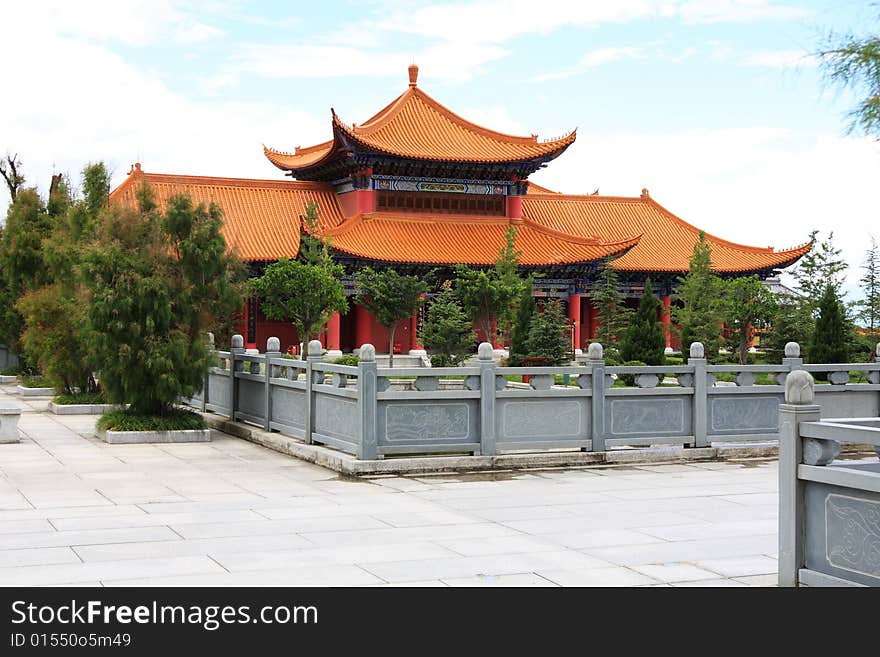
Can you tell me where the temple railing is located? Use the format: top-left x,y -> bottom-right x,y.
183,336 -> 880,461
778,370 -> 880,587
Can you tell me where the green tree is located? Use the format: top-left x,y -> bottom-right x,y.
763,294 -> 815,362
298,202 -> 333,268
16,163 -> 108,393
0,187 -> 57,365
527,299 -> 571,365
672,232 -> 723,361
593,256 -> 633,350
507,280 -> 537,366
810,284 -> 852,370
0,153 -> 24,202
720,276 -> 777,366
817,13 -> 880,137
82,188 -> 244,416
792,230 -> 847,309
419,287 -> 475,366
619,279 -> 666,366
251,257 -> 347,348
858,236 -> 880,331
455,225 -> 524,346
356,267 -> 427,368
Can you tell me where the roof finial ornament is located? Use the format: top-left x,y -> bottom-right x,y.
640,187 -> 649,200
128,162 -> 142,175
408,63 -> 419,87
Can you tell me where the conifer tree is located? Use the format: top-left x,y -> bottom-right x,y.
619,279 -> 666,366
810,284 -> 852,371
858,236 -> 880,332
673,232 -> 723,361
419,287 -> 474,366
792,230 -> 848,309
526,299 -> 570,366
593,256 -> 632,350
507,280 -> 537,366
82,187 -> 244,416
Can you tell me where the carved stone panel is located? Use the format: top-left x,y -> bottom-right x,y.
381,402 -> 473,442
606,398 -> 688,437
314,394 -> 358,442
207,373 -> 231,411
498,400 -> 586,441
237,378 -> 265,420
270,386 -> 306,430
707,395 -> 781,435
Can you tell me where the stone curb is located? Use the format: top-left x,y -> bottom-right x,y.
202,414 -> 872,476
16,385 -> 55,397
0,375 -> 17,384
49,402 -> 123,415
96,428 -> 212,444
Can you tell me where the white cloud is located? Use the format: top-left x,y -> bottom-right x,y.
677,0 -> 812,24
532,127 -> 880,295
235,42 -> 509,83
0,1 -> 223,46
741,49 -> 817,68
531,47 -> 645,82
0,26 -> 324,209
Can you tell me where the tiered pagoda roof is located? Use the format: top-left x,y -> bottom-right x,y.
264,64 -> 575,180
110,166 -> 809,274
109,65 -> 810,276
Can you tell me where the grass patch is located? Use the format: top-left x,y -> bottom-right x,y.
54,391 -> 108,405
97,408 -> 205,432
20,376 -> 52,388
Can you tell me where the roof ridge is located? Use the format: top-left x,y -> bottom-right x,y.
133,171 -> 333,191
525,192 -> 645,203
642,195 -> 783,254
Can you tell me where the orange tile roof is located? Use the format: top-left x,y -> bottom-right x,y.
322,213 -> 639,266
265,66 -> 575,172
109,166 -> 343,261
522,189 -> 811,273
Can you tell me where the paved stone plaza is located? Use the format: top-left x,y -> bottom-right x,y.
0,387 -> 782,587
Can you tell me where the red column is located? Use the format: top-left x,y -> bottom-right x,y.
410,312 -> 424,351
355,304 -> 372,350
568,293 -> 582,351
661,295 -> 672,349
327,312 -> 341,351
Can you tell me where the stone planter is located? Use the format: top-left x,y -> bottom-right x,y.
0,403 -> 21,443
48,402 -> 123,415
16,385 -> 55,397
96,428 -> 211,444
0,375 -> 17,384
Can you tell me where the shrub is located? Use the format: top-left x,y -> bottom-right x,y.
619,279 -> 665,366
0,365 -> 21,376
20,376 -> 51,388
54,391 -> 108,405
618,360 -> 647,387
97,408 -> 205,432
82,190 -> 243,416
526,299 -> 571,366
333,355 -> 360,367
420,288 -> 474,367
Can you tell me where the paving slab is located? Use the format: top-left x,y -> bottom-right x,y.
0,385 -> 792,586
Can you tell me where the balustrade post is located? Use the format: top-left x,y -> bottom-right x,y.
305,339 -> 323,444
357,344 -> 378,460
780,341 -> 803,386
778,369 -> 819,587
688,342 -> 708,448
588,342 -> 606,452
230,334 -> 244,421
202,332 -> 213,413
478,342 -> 496,456
264,337 -> 281,431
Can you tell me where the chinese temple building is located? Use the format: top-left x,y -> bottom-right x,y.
110,64 -> 810,356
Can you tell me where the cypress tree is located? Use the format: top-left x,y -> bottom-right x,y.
526,299 -> 571,366
507,280 -> 536,366
809,284 -> 851,370
619,279 -> 666,366
419,287 -> 475,366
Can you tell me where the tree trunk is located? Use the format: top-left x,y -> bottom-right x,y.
388,324 -> 396,369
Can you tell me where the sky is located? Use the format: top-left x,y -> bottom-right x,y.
1,0 -> 878,297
